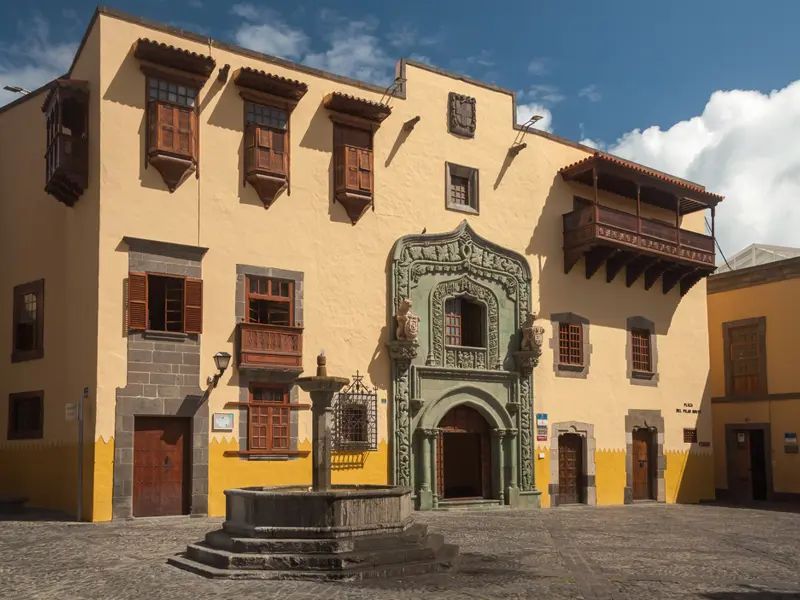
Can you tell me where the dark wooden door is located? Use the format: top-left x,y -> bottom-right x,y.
133,417 -> 190,517
731,429 -> 753,502
437,406 -> 491,500
558,433 -> 583,504
632,429 -> 652,500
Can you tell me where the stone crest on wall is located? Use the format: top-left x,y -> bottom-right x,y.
395,299 -> 420,341
448,92 -> 476,138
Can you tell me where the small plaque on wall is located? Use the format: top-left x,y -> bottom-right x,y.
785,433 -> 798,453
213,412 -> 234,432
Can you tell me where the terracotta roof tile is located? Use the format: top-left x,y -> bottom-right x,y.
560,152 -> 724,200
138,38 -> 215,64
238,67 -> 308,90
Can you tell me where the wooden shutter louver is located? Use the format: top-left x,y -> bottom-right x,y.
184,278 -> 203,334
245,124 -> 287,178
128,273 -> 148,331
148,102 -> 195,160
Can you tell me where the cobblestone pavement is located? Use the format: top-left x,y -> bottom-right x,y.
2,504 -> 800,599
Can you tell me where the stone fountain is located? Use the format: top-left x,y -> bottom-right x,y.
169,353 -> 459,581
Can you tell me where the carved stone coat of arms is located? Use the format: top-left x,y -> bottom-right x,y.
448,92 -> 476,138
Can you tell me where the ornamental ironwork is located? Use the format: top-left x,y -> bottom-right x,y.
333,371 -> 378,451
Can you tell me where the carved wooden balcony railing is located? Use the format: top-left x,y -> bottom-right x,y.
237,322 -> 303,370
563,204 -> 716,296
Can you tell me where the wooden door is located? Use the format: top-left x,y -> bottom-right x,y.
437,406 -> 491,500
731,429 -> 753,502
133,417 -> 190,517
632,429 -> 652,500
558,433 -> 583,504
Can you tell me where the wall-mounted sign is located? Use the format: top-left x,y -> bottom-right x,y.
536,413 -> 548,441
65,403 -> 78,421
737,432 -> 746,444
536,413 -> 548,426
676,408 -> 701,414
699,441 -> 711,447
213,413 -> 234,432
785,433 -> 798,453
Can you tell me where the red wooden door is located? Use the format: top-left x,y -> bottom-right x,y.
731,430 -> 753,502
558,434 -> 583,504
632,429 -> 652,500
133,417 -> 190,517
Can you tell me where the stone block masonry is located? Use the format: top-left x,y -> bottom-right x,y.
113,238 -> 209,520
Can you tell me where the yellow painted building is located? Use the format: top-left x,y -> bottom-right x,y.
0,7 -> 720,521
707,255 -> 800,502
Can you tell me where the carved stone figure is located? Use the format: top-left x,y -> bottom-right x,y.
396,299 -> 420,341
448,92 -> 476,138
521,312 -> 544,353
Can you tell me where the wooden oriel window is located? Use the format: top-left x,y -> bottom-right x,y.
334,124 -> 373,198
147,77 -> 198,160
12,280 -> 44,362
729,324 -> 761,395
559,322 -> 583,365
128,273 -> 203,334
631,328 -> 652,372
244,102 -> 288,178
445,297 -> 483,347
248,385 -> 290,452
8,391 -> 44,440
246,276 -> 293,326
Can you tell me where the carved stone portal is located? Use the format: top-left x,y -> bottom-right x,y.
448,92 -> 476,138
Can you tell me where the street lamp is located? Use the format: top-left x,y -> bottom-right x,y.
207,351 -> 232,389
3,85 -> 31,95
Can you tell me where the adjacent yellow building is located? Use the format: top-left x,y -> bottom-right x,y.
0,7 -> 722,521
708,254 -> 800,502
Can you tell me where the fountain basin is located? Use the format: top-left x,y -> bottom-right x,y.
224,485 -> 413,539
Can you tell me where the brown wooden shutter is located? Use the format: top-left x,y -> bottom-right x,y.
158,104 -> 176,152
128,273 -> 148,331
357,148 -> 372,192
147,102 -> 159,154
346,146 -> 359,189
176,108 -> 193,156
271,130 -> 287,176
256,128 -> 271,170
184,278 -> 203,334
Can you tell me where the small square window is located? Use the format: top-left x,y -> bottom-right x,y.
12,280 -> 44,362
8,392 -> 44,440
446,163 -> 479,214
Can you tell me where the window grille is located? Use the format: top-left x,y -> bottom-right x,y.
333,372 -> 377,451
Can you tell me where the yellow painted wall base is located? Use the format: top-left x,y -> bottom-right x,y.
0,441 -> 97,519
208,438 -> 390,517
534,447 -> 714,506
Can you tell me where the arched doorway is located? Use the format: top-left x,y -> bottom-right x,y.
437,406 -> 491,499
558,433 -> 584,504
632,428 -> 656,500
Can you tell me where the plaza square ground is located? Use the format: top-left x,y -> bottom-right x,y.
1,504 -> 799,599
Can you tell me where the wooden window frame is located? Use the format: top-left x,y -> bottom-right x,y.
558,322 -> 583,366
142,66 -> 201,166
245,275 -> 294,326
239,384 -> 302,455
445,162 -> 479,215
631,328 -> 652,373
723,317 -> 767,398
12,280 -> 45,363
127,272 -> 203,334
243,99 -> 290,177
333,121 -> 374,196
7,391 -> 44,440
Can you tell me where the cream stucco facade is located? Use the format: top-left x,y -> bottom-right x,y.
0,8 -> 717,521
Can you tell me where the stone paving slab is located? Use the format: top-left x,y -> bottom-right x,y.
2,504 -> 800,599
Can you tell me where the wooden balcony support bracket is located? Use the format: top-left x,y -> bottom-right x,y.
585,247 -> 615,280
663,266 -> 693,295
680,270 -> 706,296
644,262 -> 671,291
606,250 -> 637,283
626,256 -> 658,288
564,248 -> 583,275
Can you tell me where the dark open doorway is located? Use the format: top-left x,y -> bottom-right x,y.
436,406 -> 491,500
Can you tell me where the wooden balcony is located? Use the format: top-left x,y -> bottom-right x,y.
563,204 -> 716,296
45,133 -> 88,206
237,322 -> 303,370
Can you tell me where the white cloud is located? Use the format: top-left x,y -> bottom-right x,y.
524,84 -> 565,105
606,81 -> 800,257
0,16 -> 76,107
231,4 -> 309,59
578,84 -> 602,102
527,58 -> 549,76
579,138 -> 605,150
304,20 -> 395,85
516,102 -> 553,133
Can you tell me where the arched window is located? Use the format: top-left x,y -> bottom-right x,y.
445,297 -> 484,347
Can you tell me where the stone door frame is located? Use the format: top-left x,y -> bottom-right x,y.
624,409 -> 665,504
549,421 -> 597,506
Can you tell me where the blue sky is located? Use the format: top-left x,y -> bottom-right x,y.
1,1 -> 800,256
